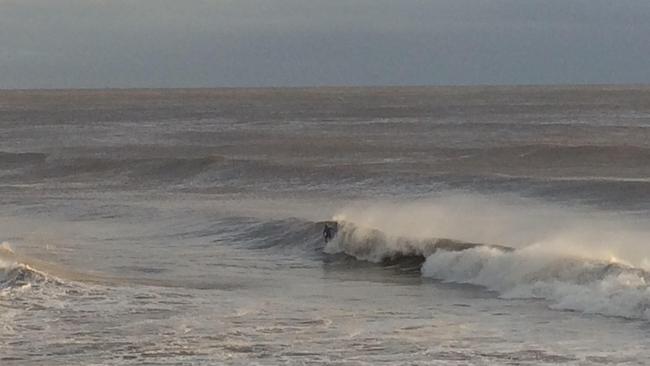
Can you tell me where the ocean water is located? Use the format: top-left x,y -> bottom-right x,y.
2,86 -> 650,365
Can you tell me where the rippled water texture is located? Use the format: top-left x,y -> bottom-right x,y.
2,86 -> 650,365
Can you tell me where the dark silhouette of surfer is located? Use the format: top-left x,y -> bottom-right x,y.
323,224 -> 334,243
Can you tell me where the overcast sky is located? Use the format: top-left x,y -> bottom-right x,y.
1,0 -> 649,88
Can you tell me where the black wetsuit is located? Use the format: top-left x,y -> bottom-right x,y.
323,225 -> 333,242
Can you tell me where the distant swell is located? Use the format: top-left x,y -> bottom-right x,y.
437,144 -> 650,165
6,153 -> 323,189
7,144 -> 650,188
0,151 -> 47,169
33,156 -> 226,182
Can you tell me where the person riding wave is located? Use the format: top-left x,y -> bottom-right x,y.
323,224 -> 334,243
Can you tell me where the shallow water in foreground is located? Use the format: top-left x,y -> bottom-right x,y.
2,86 -> 650,364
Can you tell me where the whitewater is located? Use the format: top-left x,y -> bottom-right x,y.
2,86 -> 650,365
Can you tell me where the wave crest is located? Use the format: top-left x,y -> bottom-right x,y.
422,245 -> 650,319
323,216 -> 650,320
324,220 -> 500,263
0,242 -> 55,291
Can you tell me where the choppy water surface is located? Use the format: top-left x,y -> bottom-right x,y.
2,86 -> 650,365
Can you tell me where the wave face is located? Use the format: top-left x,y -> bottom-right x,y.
324,220 -> 495,264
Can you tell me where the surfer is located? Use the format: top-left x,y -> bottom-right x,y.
323,224 -> 334,243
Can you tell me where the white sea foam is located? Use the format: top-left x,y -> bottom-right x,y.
0,241 -> 57,291
422,246 -> 650,319
330,194 -> 650,319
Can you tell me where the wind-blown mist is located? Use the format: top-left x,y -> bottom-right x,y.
326,194 -> 650,319
332,194 -> 650,267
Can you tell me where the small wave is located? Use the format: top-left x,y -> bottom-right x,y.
0,243 -> 52,290
0,151 -> 47,168
491,173 -> 650,183
31,155 -> 226,182
0,263 -> 50,290
431,144 -> 650,177
444,144 -> 650,163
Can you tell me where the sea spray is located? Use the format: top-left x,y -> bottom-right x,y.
331,193 -> 650,269
421,246 -> 650,319
329,194 -> 650,319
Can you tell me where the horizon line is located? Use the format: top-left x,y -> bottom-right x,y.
1,82 -> 650,93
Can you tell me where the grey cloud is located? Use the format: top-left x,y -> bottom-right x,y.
1,0 -> 649,88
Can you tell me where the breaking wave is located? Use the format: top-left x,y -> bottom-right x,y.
323,220 -> 507,264
5,195 -> 650,321
0,242 -> 53,291
421,245 -> 650,319
322,196 -> 650,320
325,220 -> 650,320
